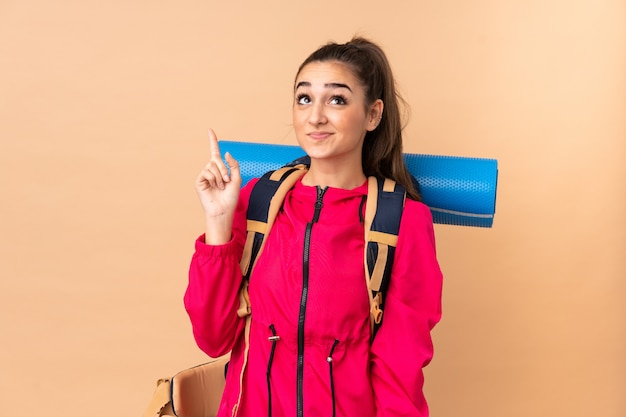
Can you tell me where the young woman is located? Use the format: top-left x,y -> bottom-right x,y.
184,37 -> 443,417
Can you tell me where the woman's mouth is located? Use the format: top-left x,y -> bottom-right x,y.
307,131 -> 333,140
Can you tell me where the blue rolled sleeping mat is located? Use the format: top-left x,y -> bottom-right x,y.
219,141 -> 498,228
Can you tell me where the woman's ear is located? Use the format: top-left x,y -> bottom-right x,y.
366,99 -> 384,131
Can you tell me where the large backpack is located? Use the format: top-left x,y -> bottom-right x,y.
239,157 -> 408,339
143,160 -> 409,417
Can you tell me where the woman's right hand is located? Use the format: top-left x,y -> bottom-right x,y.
195,129 -> 242,244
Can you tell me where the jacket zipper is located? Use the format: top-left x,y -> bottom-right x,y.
297,185 -> 327,417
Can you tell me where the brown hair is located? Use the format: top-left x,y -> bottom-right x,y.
295,37 -> 420,200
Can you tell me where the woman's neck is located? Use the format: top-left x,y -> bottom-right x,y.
301,159 -> 366,190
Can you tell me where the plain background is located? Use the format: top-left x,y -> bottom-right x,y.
1,1 -> 624,416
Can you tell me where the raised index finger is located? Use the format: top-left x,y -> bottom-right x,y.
206,128 -> 230,182
207,128 -> 222,159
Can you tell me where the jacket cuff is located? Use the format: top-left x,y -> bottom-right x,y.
194,233 -> 239,259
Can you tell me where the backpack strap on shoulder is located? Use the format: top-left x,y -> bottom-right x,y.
364,176 -> 406,341
238,163 -> 308,317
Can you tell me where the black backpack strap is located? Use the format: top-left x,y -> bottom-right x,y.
238,163 -> 308,316
363,177 -> 406,341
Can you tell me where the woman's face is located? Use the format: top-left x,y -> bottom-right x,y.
293,61 -> 382,165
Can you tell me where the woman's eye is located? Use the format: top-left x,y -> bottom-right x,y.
296,94 -> 311,105
329,96 -> 347,105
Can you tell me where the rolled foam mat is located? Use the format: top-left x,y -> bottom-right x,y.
219,141 -> 498,228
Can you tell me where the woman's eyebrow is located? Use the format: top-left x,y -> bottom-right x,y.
295,81 -> 353,92
326,82 -> 352,92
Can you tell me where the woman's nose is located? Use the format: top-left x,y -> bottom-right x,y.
308,103 -> 327,125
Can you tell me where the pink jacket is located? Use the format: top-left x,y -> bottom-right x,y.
184,178 -> 443,417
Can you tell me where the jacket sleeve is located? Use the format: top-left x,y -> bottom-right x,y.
183,180 -> 257,357
370,200 -> 443,417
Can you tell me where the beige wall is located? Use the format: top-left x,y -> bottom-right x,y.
1,1 -> 624,416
